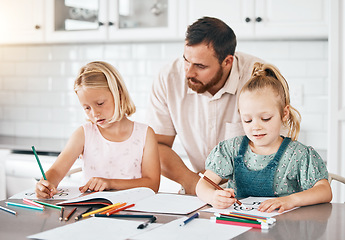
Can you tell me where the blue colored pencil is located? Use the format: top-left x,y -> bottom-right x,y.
6,202 -> 44,211
0,205 -> 17,215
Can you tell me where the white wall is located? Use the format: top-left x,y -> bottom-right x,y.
0,40 -> 328,161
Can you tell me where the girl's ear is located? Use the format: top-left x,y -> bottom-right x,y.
282,105 -> 290,122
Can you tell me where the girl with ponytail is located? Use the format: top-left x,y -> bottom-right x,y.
196,62 -> 332,213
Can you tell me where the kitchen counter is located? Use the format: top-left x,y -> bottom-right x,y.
0,135 -> 68,154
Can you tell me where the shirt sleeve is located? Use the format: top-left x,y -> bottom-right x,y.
205,137 -> 242,179
298,146 -> 329,190
145,63 -> 176,136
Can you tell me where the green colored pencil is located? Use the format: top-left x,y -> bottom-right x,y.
216,216 -> 262,225
33,200 -> 62,210
32,146 -> 47,180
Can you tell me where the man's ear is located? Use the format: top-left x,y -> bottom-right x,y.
222,55 -> 234,68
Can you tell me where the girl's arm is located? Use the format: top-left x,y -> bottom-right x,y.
35,126 -> 85,198
80,126 -> 161,193
258,179 -> 332,213
196,169 -> 236,209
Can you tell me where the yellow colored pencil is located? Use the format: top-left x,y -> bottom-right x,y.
99,202 -> 126,215
82,204 -> 121,218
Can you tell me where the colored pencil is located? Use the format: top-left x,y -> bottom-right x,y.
216,216 -> 263,225
230,211 -> 276,223
94,214 -> 155,218
198,173 -> 248,209
75,207 -> 93,221
82,204 -> 121,218
32,146 -> 47,180
59,207 -> 65,221
64,207 -> 77,221
6,202 -> 44,211
213,217 -> 269,230
23,198 -> 44,208
99,202 -> 126,215
105,203 -> 135,216
0,205 -> 17,215
219,212 -> 272,224
33,200 -> 63,210
180,212 -> 199,226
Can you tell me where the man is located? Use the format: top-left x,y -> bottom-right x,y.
146,17 -> 265,195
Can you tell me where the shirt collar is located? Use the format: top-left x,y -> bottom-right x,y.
187,54 -> 240,99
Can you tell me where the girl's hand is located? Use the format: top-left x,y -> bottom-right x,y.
79,177 -> 111,193
210,188 -> 236,209
257,196 -> 296,213
35,179 -> 57,199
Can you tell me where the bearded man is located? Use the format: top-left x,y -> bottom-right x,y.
146,16 -> 265,195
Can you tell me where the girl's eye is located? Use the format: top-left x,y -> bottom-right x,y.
262,117 -> 272,122
84,106 -> 90,111
98,102 -> 104,106
244,120 -> 252,123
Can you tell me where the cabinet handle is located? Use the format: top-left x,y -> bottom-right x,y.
35,25 -> 41,30
98,22 -> 105,26
255,17 -> 262,22
108,22 -> 115,26
245,17 -> 251,23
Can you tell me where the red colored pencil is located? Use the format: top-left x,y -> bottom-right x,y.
215,218 -> 269,229
100,202 -> 126,215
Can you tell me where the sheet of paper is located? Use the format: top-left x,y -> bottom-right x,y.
131,217 -> 250,240
202,197 -> 284,217
58,187 -> 155,205
27,217 -> 162,240
129,193 -> 207,215
9,185 -> 82,200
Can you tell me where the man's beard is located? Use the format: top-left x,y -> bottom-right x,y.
187,66 -> 223,94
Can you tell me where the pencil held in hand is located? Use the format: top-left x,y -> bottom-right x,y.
198,173 -> 248,209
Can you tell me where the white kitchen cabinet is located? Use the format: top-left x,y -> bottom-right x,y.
0,0 -> 45,44
45,0 -> 181,43
186,0 -> 329,40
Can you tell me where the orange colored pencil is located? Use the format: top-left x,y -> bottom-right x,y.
106,203 -> 135,216
99,202 -> 126,215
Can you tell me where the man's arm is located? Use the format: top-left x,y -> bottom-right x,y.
156,134 -> 200,195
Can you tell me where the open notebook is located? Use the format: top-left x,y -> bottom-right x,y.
57,187 -> 207,215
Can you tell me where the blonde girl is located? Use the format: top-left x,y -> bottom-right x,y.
36,61 -> 160,198
196,62 -> 332,213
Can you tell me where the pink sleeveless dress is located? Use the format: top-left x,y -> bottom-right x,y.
81,121 -> 148,184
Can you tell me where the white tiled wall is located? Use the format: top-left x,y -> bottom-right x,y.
0,40 -> 328,161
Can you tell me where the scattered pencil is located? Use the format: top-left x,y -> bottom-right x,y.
0,205 -> 17,216
23,198 -> 44,208
64,207 -> 77,221
82,204 -> 120,218
105,203 -> 135,216
94,214 -> 155,218
59,207 -> 65,221
180,212 -> 199,226
75,207 -> 93,221
33,200 -> 63,210
198,173 -> 248,209
6,202 -> 44,211
99,202 -> 126,215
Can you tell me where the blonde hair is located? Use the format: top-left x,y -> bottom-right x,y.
74,61 -> 136,122
240,62 -> 301,141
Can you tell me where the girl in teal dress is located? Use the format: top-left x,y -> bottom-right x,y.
196,62 -> 332,213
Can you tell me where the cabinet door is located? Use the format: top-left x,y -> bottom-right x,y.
254,0 -> 329,39
186,0 -> 255,39
45,0 -> 108,43
107,0 -> 179,41
0,0 -> 44,44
